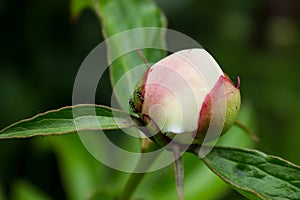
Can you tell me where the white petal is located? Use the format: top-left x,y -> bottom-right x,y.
143,49 -> 224,134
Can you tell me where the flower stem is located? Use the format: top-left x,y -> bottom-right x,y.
172,143 -> 184,200
119,139 -> 160,200
120,171 -> 146,200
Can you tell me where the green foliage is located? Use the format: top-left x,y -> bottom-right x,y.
197,147 -> 300,200
0,105 -> 137,139
97,0 -> 167,109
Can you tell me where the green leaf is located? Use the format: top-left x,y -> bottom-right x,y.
97,0 -> 167,109
193,146 -> 300,200
0,104 -> 137,139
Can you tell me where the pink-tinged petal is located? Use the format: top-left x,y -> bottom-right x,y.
197,75 -> 241,142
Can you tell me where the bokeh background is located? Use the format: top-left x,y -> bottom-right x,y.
0,0 -> 300,199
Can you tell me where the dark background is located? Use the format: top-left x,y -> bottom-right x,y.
1,0 -> 300,199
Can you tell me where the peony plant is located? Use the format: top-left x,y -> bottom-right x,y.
0,0 -> 299,200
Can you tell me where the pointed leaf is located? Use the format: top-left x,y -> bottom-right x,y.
192,146 -> 300,200
97,0 -> 167,109
0,104 -> 137,139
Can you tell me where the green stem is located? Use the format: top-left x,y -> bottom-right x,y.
119,139 -> 160,200
120,172 -> 146,200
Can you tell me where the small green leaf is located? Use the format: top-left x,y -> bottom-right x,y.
0,104 -> 137,139
192,146 -> 300,200
97,0 -> 167,109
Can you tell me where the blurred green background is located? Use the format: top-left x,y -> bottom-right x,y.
0,0 -> 300,199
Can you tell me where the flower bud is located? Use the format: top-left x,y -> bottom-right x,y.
130,49 -> 240,144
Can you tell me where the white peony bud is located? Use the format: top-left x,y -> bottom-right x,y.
130,48 -> 240,144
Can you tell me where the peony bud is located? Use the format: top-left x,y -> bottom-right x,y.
130,48 -> 240,144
